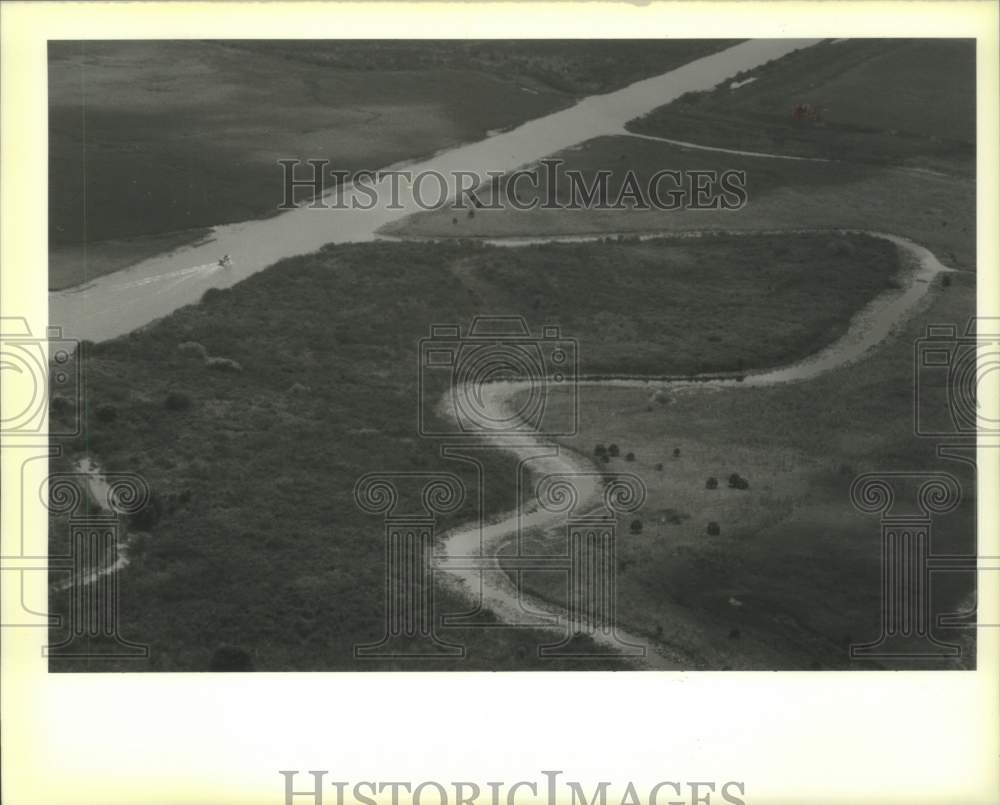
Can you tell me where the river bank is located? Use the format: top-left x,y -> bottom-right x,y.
433,229 -> 954,668
49,39 -> 821,343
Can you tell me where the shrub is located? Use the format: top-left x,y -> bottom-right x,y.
662,508 -> 689,525
205,356 -> 243,372
673,448 -> 681,458
164,391 -> 192,411
129,491 -> 163,531
728,473 -> 749,490
629,519 -> 643,534
707,521 -> 720,536
208,645 -> 254,671
608,443 -> 620,457
594,443 -> 607,457
942,274 -> 952,288
655,463 -> 663,471
95,403 -> 118,424
201,287 -> 227,305
625,452 -> 636,462
178,341 -> 208,359
600,454 -> 610,464
706,477 -> 718,490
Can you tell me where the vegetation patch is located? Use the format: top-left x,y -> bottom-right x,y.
515,274 -> 976,669
627,39 -> 975,174
48,231 -> 896,670
383,135 -> 975,271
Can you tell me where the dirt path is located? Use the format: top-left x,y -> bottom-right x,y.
434,229 -> 951,668
619,129 -> 955,179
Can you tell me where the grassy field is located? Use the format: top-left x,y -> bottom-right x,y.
503,274 -> 977,670
436,232 -> 901,376
627,38 -> 976,174
383,134 -> 976,271
47,232 -> 897,671
49,39 -> 734,289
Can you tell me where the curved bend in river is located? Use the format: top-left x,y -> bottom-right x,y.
435,230 -> 951,669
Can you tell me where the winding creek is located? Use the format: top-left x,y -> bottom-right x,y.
435,230 -> 951,668
53,40 -> 958,665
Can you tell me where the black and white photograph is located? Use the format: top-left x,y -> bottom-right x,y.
2,3 -> 999,803
34,35 -> 986,672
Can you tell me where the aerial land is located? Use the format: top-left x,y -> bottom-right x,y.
48,39 -> 735,289
502,271 -> 976,670
48,231 -> 903,670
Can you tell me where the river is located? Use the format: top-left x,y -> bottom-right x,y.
53,37 -> 948,666
49,39 -> 821,343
